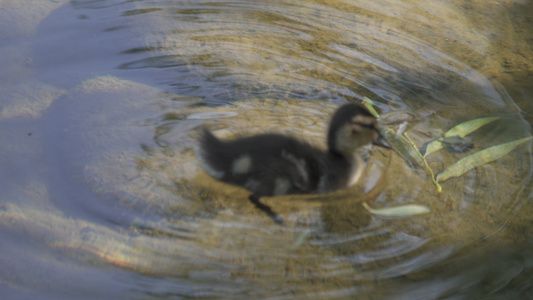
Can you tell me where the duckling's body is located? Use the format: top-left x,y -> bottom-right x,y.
199,130 -> 362,196
196,103 -> 391,223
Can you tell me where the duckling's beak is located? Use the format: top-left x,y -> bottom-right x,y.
373,131 -> 392,149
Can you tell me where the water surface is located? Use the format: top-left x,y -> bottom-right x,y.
1,0 -> 533,299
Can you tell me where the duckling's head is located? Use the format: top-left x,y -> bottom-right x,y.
327,103 -> 391,157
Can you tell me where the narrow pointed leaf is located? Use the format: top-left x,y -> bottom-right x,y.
362,202 -> 431,217
187,112 -> 238,119
424,138 -> 444,158
424,117 -> 500,157
362,97 -> 380,118
436,136 -> 533,182
444,117 -> 500,138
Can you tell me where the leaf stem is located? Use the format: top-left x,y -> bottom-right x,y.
403,133 -> 442,192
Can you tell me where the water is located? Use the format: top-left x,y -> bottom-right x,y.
1,0 -> 533,299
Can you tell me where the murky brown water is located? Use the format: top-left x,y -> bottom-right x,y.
1,0 -> 533,299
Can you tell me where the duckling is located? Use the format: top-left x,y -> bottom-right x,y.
196,103 -> 391,224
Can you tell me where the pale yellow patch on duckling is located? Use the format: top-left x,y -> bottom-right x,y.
244,179 -> 260,191
232,154 -> 252,174
273,177 -> 291,196
317,175 -> 328,193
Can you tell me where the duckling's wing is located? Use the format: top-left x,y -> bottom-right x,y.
240,135 -> 324,196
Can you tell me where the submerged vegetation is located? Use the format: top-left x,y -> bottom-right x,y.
363,97 -> 532,192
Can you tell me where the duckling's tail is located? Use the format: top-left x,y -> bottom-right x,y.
196,127 -> 227,179
198,127 -> 221,149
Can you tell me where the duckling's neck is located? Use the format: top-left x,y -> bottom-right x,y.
324,150 -> 366,191
346,154 -> 365,187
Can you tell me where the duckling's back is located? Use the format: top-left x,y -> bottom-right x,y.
196,127 -> 328,197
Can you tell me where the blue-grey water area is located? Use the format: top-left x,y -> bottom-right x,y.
2,0 -> 533,299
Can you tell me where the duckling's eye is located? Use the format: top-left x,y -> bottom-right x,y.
354,122 -> 375,130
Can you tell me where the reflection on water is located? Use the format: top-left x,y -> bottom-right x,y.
1,0 -> 533,298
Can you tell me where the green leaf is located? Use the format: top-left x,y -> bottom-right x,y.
362,202 -> 431,217
424,117 -> 500,157
436,136 -> 533,182
424,138 -> 444,158
362,97 -> 380,118
444,117 -> 500,138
